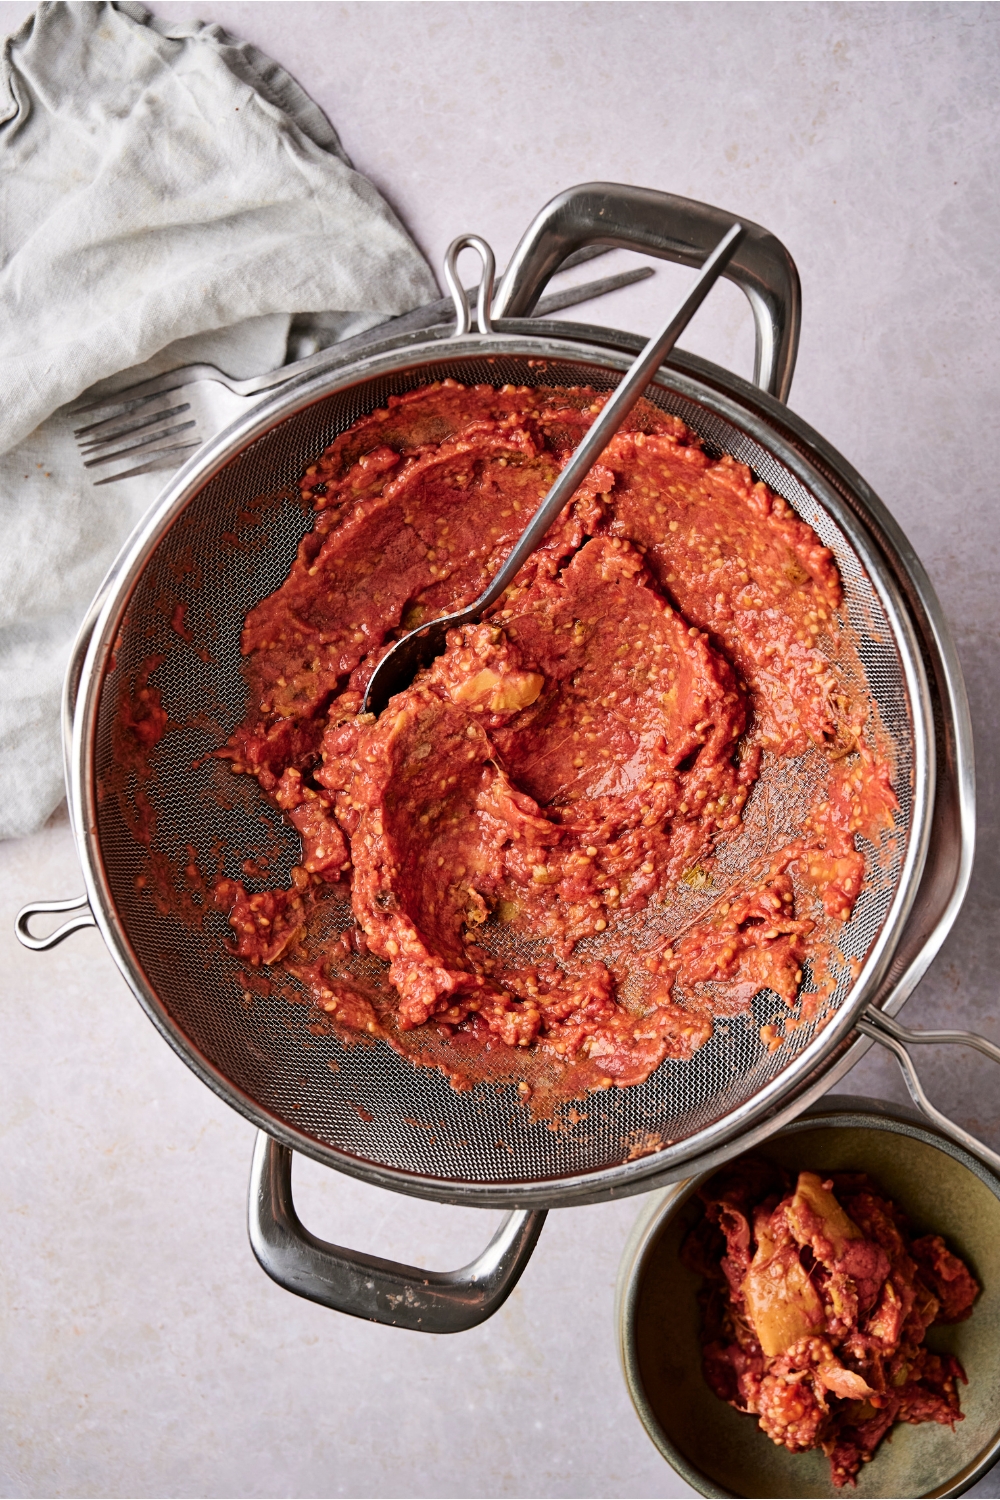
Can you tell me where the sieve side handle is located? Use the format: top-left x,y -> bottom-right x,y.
492,181 -> 800,403
247,1132 -> 547,1333
16,894 -> 96,951
858,1007 -> 1000,1175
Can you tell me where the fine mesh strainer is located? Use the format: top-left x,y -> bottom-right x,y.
17,184 -> 1000,1333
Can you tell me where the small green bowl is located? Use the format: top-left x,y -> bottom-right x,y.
616,1096 -> 1000,1499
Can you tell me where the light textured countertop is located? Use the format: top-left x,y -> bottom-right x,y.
2,4 -> 999,1496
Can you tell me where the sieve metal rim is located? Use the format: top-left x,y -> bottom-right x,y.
68,328 -> 938,1207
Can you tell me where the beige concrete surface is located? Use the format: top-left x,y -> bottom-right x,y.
2,4 -> 998,1496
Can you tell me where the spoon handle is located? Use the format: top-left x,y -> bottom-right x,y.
362,221 -> 746,716
470,220 -> 745,615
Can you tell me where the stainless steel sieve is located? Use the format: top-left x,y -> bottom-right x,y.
17,184 -> 999,1333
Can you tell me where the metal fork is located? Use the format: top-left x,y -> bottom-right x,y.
73,257 -> 655,486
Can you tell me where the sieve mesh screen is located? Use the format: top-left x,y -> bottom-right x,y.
92,352 -> 914,1186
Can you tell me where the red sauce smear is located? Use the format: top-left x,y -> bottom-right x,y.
134,380 -> 898,1103
684,1160 -> 978,1487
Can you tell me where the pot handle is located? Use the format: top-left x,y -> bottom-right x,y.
858,1006 -> 1000,1175
492,181 -> 801,404
247,1132 -> 547,1332
15,893 -> 96,951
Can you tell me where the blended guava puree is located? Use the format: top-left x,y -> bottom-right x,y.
212,381 -> 896,1098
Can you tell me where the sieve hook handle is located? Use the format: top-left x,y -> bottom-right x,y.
247,1132 -> 546,1333
444,235 -> 495,337
492,181 -> 801,402
858,1007 -> 1000,1175
15,893 -> 96,951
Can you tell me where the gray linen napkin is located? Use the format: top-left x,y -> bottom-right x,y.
0,1 -> 438,839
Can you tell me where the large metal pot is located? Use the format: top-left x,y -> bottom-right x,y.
15,184 -> 998,1331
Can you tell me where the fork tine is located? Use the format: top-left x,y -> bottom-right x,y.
70,368 -> 202,418
91,442 -> 201,486
74,393 -> 191,442
82,420 -> 198,468
77,403 -> 193,453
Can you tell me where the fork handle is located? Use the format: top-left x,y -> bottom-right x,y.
71,258 -> 640,419
230,302 -> 464,397
228,263 -> 638,399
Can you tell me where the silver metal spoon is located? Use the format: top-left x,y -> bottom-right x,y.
363,221 -> 745,716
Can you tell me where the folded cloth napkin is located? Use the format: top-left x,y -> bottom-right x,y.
0,1 -> 438,840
